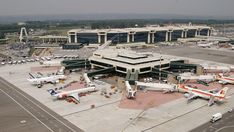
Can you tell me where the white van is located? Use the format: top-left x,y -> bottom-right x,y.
211,113 -> 222,123
88,83 -> 96,87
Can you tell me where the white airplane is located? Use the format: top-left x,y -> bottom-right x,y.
177,73 -> 215,82
197,41 -> 218,48
27,73 -> 67,88
216,74 -> 234,84
197,42 -> 213,48
202,65 -> 231,73
178,85 -> 229,106
135,81 -> 177,93
47,86 -> 96,103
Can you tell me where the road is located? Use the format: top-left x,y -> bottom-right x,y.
190,111 -> 234,132
0,77 -> 83,132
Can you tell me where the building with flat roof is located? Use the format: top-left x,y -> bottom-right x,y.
68,25 -> 212,44
89,48 -> 174,75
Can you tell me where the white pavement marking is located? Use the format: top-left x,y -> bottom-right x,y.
0,89 -> 54,132
0,79 -> 77,132
215,125 -> 234,132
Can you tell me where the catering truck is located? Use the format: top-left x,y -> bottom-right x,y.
211,113 -> 222,123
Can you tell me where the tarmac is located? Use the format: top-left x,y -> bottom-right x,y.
134,46 -> 234,65
0,77 -> 83,132
190,110 -> 234,132
0,45 -> 234,132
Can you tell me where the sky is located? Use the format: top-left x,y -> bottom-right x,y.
0,0 -> 234,18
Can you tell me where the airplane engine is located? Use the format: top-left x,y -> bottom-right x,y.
218,80 -> 226,84
184,93 -> 190,98
126,90 -> 136,99
37,83 -> 43,88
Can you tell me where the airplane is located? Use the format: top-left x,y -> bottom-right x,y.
27,73 -> 67,88
178,85 -> 229,106
135,81 -> 177,93
197,41 -> 218,48
177,73 -> 215,82
202,65 -> 231,73
47,86 -> 96,103
216,74 -> 234,84
197,42 -> 213,48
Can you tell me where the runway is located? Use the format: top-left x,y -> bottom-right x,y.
0,77 -> 83,132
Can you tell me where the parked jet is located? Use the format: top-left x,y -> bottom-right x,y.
178,85 -> 229,106
135,81 -> 177,93
27,73 -> 66,88
216,74 -> 234,84
47,86 -> 96,103
177,73 -> 215,82
202,65 -> 231,73
197,41 -> 218,48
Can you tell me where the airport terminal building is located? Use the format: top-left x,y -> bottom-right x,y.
68,25 -> 212,44
89,48 -> 172,75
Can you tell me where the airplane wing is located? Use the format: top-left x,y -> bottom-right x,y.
187,92 -> 198,100
186,92 -> 198,103
218,80 -> 227,84
208,96 -> 215,106
69,93 -> 80,103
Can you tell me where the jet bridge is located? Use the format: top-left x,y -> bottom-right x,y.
62,59 -> 91,70
87,67 -> 115,77
170,62 -> 197,72
151,68 -> 172,78
125,70 -> 139,85
62,59 -> 87,65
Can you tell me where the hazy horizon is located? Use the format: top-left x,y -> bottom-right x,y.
1,0 -> 234,17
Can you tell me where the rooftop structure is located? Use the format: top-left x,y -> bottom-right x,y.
68,25 -> 212,44
89,48 -> 173,75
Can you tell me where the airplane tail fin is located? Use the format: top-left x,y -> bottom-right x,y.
216,87 -> 229,98
216,73 -> 223,79
47,89 -> 58,95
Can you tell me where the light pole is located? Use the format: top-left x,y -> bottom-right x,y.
84,47 -> 87,71
159,47 -> 162,83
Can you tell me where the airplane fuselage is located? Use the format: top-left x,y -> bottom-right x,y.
28,75 -> 66,85
179,86 -> 224,102
217,77 -> 234,84
53,87 -> 96,99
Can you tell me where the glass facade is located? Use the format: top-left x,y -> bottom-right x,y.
70,35 -> 75,43
107,33 -> 128,44
116,66 -> 127,72
154,31 -> 167,42
90,60 -> 113,67
171,30 -> 183,41
200,29 -> 209,36
187,29 -> 196,38
100,35 -> 105,44
134,32 -> 148,43
77,33 -> 98,44
70,27 -> 210,44
140,67 -> 151,72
